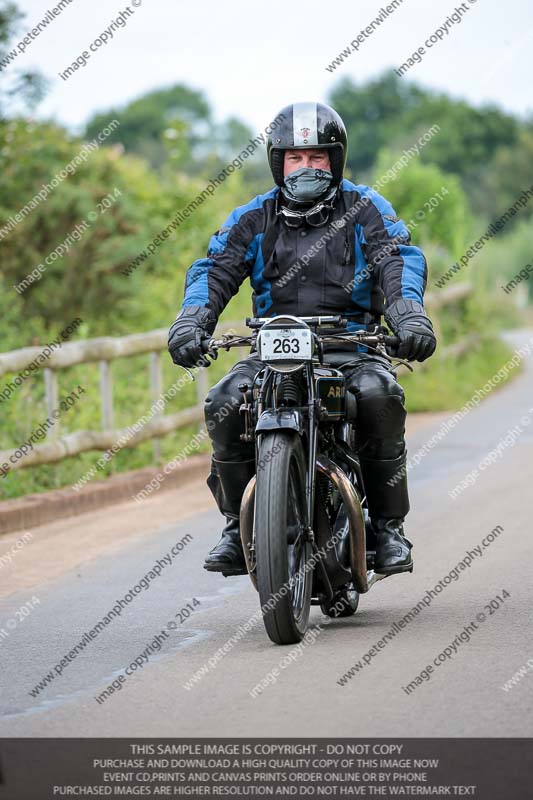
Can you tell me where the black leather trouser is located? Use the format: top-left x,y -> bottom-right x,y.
204,352 -> 410,522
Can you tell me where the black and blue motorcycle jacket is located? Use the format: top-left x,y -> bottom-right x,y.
181,179 -> 428,330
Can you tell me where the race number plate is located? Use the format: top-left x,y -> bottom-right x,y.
258,328 -> 312,361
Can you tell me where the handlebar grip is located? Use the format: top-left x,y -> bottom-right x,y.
383,334 -> 400,355
383,335 -> 399,348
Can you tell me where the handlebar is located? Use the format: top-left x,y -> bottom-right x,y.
207,321 -> 400,357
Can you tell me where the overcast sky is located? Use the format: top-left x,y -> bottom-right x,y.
10,0 -> 533,133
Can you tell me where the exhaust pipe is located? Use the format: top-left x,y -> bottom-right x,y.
316,456 -> 369,593
240,476 -> 258,591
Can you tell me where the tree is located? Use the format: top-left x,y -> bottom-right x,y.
373,149 -> 470,259
329,71 -> 521,203
0,119 -> 171,331
0,1 -> 46,118
84,88 -> 274,189
473,128 -> 533,223
329,72 -> 425,176
84,85 -> 212,170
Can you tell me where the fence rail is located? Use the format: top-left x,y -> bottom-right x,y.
0,285 -> 473,474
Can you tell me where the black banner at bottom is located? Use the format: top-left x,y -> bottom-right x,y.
0,739 -> 530,799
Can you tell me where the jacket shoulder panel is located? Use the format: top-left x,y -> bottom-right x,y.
350,183 -> 410,240
221,186 -> 279,228
207,187 -> 278,257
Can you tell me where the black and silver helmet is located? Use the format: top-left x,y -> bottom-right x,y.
267,102 -> 348,187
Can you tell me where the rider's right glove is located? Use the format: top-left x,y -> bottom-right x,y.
168,305 -> 217,368
384,298 -> 437,362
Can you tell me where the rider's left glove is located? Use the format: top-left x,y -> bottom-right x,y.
384,298 -> 437,362
168,305 -> 217,368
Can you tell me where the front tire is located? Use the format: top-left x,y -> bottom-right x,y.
255,432 -> 312,645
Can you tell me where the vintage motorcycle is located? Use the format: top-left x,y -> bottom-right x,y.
207,314 -> 408,645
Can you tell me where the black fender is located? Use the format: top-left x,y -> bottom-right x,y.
255,408 -> 304,435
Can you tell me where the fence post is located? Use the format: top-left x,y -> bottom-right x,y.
99,361 -> 114,431
149,351 -> 163,463
43,368 -> 59,439
196,367 -> 209,433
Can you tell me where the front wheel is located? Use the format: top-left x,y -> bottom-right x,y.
255,432 -> 312,645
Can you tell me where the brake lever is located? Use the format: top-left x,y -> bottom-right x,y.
176,364 -> 196,380
361,339 -> 414,372
386,354 -> 414,372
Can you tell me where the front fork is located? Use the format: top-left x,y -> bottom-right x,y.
304,362 -> 319,537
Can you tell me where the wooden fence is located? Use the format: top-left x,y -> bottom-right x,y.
0,284 -> 472,474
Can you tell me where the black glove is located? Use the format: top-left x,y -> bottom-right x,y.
384,298 -> 436,362
168,305 -> 217,368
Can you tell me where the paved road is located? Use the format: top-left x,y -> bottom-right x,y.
1,331 -> 532,737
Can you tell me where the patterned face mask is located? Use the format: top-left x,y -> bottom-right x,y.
282,167 -> 334,202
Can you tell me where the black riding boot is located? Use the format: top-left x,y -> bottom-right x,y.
204,457 -> 255,576
359,450 -> 413,576
372,518 -> 413,575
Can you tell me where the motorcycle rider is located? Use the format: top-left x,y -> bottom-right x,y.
168,102 -> 436,578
